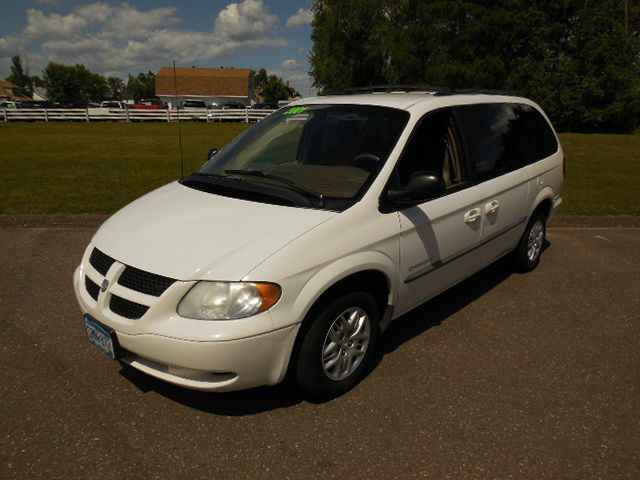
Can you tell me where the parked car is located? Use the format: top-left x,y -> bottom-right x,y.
250,102 -> 270,109
19,100 -> 53,109
134,98 -> 166,110
75,90 -> 564,398
180,100 -> 207,109
223,101 -> 247,109
0,100 -> 20,109
100,101 -> 128,110
208,102 -> 225,110
54,99 -> 94,109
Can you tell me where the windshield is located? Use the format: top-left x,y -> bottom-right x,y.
195,104 -> 409,208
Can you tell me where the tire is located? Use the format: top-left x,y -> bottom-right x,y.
512,211 -> 546,272
294,291 -> 380,399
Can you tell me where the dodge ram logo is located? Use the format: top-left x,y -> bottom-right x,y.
101,279 -> 109,293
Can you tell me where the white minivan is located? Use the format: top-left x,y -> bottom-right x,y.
74,91 -> 564,398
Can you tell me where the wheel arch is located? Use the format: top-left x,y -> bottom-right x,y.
292,252 -> 397,323
283,254 -> 396,382
529,188 -> 554,222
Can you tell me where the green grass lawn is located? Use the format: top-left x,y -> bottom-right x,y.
0,122 -> 638,215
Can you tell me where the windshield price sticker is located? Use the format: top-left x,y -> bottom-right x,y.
283,106 -> 308,115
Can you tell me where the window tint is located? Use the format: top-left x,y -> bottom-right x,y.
396,108 -> 467,189
515,104 -> 558,162
455,103 -> 526,181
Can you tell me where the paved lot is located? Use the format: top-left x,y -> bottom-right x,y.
1,220 -> 638,479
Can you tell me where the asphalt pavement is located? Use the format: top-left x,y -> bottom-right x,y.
0,218 -> 638,479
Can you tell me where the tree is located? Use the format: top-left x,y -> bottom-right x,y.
253,69 -> 300,107
310,0 -> 640,132
126,71 -> 156,101
253,68 -> 269,91
6,55 -> 32,97
310,0 -> 389,93
106,76 -> 125,100
42,62 -> 108,102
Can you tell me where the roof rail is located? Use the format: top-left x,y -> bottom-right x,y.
336,85 -> 443,95
434,87 -> 517,96
332,85 -> 518,96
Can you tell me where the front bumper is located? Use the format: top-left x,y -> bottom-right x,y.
117,326 -> 299,391
74,263 -> 299,392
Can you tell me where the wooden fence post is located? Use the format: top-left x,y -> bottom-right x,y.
2,108 -> 6,122
125,107 -> 130,122
245,108 -> 249,123
166,109 -> 170,122
44,109 -> 48,122
85,107 -> 89,122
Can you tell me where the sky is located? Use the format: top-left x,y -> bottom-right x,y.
0,0 -> 316,96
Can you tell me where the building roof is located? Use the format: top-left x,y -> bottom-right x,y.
0,80 -> 17,99
156,67 -> 251,97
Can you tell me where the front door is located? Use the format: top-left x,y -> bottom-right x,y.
392,108 -> 483,316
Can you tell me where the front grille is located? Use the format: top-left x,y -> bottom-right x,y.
89,248 -> 115,275
85,276 -> 100,301
110,295 -> 149,319
118,265 -> 175,297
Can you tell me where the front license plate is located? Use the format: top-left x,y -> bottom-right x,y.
84,315 -> 118,360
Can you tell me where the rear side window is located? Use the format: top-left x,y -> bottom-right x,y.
455,103 -> 526,182
515,104 -> 558,162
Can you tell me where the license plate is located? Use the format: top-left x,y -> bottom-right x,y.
84,315 -> 118,360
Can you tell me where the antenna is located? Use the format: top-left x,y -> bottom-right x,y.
172,60 -> 185,178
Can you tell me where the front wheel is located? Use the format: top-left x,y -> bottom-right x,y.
512,212 -> 546,272
294,291 -> 380,399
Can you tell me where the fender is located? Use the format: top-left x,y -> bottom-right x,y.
529,186 -> 555,219
291,251 -> 398,326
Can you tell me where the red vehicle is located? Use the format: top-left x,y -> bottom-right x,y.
134,98 -> 166,110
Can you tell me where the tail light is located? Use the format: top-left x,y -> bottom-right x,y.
562,155 -> 566,178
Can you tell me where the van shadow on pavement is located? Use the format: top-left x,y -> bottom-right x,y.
119,242 -> 549,415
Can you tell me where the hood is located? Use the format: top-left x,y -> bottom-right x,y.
92,181 -> 337,280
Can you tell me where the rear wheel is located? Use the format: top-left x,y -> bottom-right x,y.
513,211 -> 546,272
294,291 -> 380,399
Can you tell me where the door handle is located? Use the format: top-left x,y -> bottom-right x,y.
464,208 -> 482,224
485,200 -> 500,214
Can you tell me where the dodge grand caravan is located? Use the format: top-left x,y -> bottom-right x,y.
74,91 -> 564,398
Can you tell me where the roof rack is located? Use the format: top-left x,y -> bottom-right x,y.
434,87 -> 517,96
334,85 -> 517,96
338,85 -> 442,95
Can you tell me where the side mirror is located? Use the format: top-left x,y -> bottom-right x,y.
207,147 -> 219,161
387,171 -> 445,206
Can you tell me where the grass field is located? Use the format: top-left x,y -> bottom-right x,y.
0,122 -> 638,215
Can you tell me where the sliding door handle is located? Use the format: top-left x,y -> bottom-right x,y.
464,208 -> 482,224
485,200 -> 500,214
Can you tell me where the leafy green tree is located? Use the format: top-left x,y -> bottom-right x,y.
126,71 -> 156,101
6,55 -> 32,97
253,68 -> 269,91
310,0 -> 640,132
106,76 -> 125,100
253,69 -> 300,107
43,62 -> 108,102
310,0 -> 389,93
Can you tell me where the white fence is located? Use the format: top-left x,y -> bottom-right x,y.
1,108 -> 275,123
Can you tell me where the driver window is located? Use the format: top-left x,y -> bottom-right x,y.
396,108 -> 466,189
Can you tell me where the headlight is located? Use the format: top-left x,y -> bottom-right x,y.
177,281 -> 281,320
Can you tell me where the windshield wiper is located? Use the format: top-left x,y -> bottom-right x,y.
189,171 -> 242,181
224,169 -> 325,207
